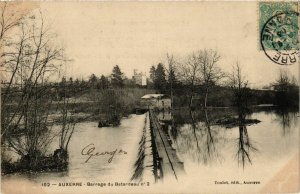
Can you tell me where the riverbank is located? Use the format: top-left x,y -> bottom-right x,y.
1,149 -> 68,175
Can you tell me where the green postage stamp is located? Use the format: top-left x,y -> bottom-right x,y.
259,2 -> 299,65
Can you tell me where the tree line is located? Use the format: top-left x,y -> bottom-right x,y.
148,50 -> 298,110
55,65 -> 123,98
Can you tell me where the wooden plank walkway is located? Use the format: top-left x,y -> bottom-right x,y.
149,109 -> 184,181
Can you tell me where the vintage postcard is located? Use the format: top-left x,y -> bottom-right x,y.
0,1 -> 299,194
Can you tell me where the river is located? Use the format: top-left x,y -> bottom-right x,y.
166,108 -> 299,192
2,108 -> 299,193
3,113 -> 147,183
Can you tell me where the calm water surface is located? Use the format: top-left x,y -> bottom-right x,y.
168,109 -> 299,190
4,114 -> 146,183
3,108 -> 299,192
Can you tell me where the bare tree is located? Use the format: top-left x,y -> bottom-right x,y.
177,52 -> 202,108
198,49 -> 224,108
53,91 -> 77,164
165,53 -> 176,112
0,2 -> 26,42
273,69 -> 297,91
228,62 -> 249,116
1,11 -> 66,167
228,62 -> 248,90
273,69 -> 298,107
2,11 -> 63,135
177,49 -> 224,108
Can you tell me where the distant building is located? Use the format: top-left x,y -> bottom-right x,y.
140,94 -> 171,110
132,69 -> 147,86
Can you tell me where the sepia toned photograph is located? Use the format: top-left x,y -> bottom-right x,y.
0,1 -> 299,194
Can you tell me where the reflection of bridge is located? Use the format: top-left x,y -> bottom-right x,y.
149,109 -> 184,181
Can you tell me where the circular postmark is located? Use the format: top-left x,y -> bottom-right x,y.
260,11 -> 299,65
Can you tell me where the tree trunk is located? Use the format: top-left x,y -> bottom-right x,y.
189,94 -> 193,108
204,87 -> 209,108
170,81 -> 173,113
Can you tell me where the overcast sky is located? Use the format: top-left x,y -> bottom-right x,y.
40,2 -> 299,88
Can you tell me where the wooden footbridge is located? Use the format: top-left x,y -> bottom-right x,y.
149,109 -> 184,181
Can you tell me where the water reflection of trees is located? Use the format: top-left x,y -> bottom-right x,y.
171,109 -> 225,165
236,121 -> 258,168
274,108 -> 299,136
171,109 -> 260,168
